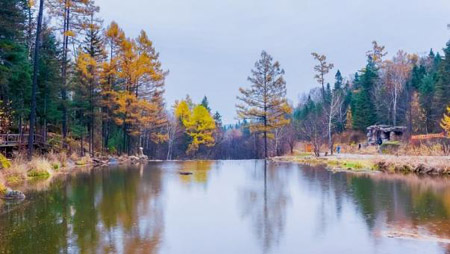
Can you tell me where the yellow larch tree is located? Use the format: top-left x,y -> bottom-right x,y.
103,25 -> 167,154
175,101 -> 216,155
99,22 -> 124,150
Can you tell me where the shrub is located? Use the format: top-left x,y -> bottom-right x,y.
381,141 -> 401,154
27,158 -> 52,178
46,152 -> 68,168
0,153 -> 11,169
6,174 -> 24,186
27,169 -> 50,178
75,156 -> 91,166
343,161 -> 364,170
51,163 -> 61,170
0,182 -> 6,195
108,146 -> 117,154
58,152 -> 68,167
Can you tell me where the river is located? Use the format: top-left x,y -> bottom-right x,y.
0,160 -> 449,253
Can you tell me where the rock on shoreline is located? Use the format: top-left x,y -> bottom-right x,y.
1,188 -> 25,201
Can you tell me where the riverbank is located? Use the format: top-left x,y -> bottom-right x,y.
0,153 -> 148,200
271,153 -> 450,175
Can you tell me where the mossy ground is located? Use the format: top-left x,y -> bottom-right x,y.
272,154 -> 376,172
27,169 -> 51,179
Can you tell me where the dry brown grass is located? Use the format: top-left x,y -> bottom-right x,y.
373,156 -> 450,174
398,143 -> 449,156
26,157 -> 52,178
46,152 -> 68,170
0,153 -> 70,190
5,172 -> 25,186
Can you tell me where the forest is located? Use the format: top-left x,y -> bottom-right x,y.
1,0 -> 450,162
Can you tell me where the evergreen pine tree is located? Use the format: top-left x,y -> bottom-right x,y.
351,57 -> 378,131
201,96 -> 211,112
37,24 -> 62,140
434,42 -> 450,130
0,0 -> 31,136
334,70 -> 343,90
410,64 -> 426,90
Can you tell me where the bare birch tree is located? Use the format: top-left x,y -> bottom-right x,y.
326,89 -> 344,155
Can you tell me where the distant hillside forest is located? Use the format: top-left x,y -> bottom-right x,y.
1,0 -> 449,159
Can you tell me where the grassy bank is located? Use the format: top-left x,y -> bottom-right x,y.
272,154 -> 450,175
0,153 -> 79,192
272,155 -> 376,172
0,153 -> 149,200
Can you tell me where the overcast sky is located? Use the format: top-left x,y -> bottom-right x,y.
96,0 -> 450,124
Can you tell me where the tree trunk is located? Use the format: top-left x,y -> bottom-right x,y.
19,116 -> 23,144
43,83 -> 47,142
80,135 -> 84,156
89,76 -> 94,157
393,87 -> 398,126
27,0 -> 44,160
61,2 -> 70,148
263,125 -> 268,159
167,141 -> 172,160
328,110 -> 333,156
253,133 -> 257,159
122,122 -> 128,155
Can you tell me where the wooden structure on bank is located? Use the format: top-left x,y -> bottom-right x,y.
367,125 -> 407,145
410,132 -> 448,146
411,133 -> 446,141
0,134 -> 47,156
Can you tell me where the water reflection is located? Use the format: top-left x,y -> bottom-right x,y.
0,164 -> 165,254
239,160 -> 291,253
0,161 -> 449,253
177,160 -> 213,185
299,165 -> 450,251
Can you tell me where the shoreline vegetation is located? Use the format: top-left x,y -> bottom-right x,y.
272,153 -> 450,175
0,153 -> 149,201
2,150 -> 449,202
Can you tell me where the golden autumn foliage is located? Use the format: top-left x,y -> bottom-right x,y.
175,100 -> 191,122
76,52 -> 99,80
109,91 -> 161,138
441,106 -> 450,136
95,22 -> 167,152
175,101 -> 216,154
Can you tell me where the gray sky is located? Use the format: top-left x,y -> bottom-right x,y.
96,0 -> 450,124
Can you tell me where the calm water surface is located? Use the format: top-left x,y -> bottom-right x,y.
1,160 -> 450,253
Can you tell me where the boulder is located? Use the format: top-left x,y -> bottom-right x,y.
2,188 -> 25,200
108,158 -> 119,165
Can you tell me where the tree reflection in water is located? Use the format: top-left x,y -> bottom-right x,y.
299,165 -> 450,249
177,160 -> 214,185
239,160 -> 292,253
0,164 -> 165,254
1,161 -> 450,253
